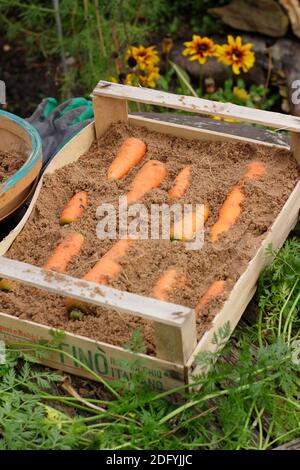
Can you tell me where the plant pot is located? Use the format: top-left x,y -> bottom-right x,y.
0,110 -> 42,221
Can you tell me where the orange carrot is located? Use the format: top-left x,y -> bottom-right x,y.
152,268 -> 186,301
171,206 -> 210,241
244,161 -> 266,180
0,278 -> 13,292
210,161 -> 266,242
66,238 -> 133,312
83,238 -> 133,285
108,137 -> 147,180
43,232 -> 84,272
168,166 -> 191,198
195,280 -> 225,313
60,192 -> 88,225
210,186 -> 244,242
126,160 -> 167,204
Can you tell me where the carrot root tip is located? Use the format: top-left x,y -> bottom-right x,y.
69,309 -> 85,321
0,279 -> 13,292
59,218 -> 74,226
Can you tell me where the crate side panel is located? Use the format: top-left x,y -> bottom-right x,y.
0,312 -> 185,391
129,116 -> 287,148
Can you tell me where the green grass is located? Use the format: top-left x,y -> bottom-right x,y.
0,236 -> 299,450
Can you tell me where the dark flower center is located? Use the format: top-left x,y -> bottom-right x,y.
127,56 -> 137,68
233,49 -> 242,58
198,43 -> 208,52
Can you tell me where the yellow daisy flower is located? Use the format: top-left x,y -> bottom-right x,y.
215,35 -> 255,75
139,67 -> 160,88
126,66 -> 160,89
182,35 -> 216,65
126,45 -> 159,71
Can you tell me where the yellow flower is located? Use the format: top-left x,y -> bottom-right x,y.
215,35 -> 255,75
126,45 -> 159,71
125,73 -> 139,86
233,86 -> 250,101
182,35 -> 216,65
139,67 -> 160,88
126,66 -> 160,89
109,76 -> 118,83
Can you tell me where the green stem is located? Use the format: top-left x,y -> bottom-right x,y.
282,288 -> 300,343
278,279 -> 298,338
235,400 -> 255,450
199,64 -> 203,96
158,373 -> 281,425
267,426 -> 300,448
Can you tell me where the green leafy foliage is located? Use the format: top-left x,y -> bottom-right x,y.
0,0 -> 158,99
0,355 -> 84,450
204,78 -> 279,111
257,238 -> 300,346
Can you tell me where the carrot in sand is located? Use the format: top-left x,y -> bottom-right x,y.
195,280 -> 225,313
0,233 -> 85,291
82,238 -> 133,285
126,160 -> 167,204
152,268 -> 186,301
244,161 -> 266,180
171,206 -> 210,241
108,137 -> 147,180
60,192 -> 88,225
210,161 -> 266,242
210,186 -> 244,242
66,238 -> 133,315
43,232 -> 84,272
169,166 -> 191,198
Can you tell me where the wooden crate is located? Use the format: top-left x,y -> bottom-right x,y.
0,81 -> 299,391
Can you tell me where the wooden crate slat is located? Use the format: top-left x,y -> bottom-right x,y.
93,81 -> 300,132
0,257 -> 193,327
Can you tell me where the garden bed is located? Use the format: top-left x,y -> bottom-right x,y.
0,121 -> 298,355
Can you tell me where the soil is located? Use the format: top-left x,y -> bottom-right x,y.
0,122 -> 298,355
0,149 -> 27,184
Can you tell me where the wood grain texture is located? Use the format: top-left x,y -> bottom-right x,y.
154,311 -> 197,364
92,95 -> 128,139
94,81 -> 300,132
